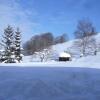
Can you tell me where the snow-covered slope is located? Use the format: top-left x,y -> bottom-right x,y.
94,33 -> 100,42
1,33 -> 100,67
52,40 -> 74,53
21,33 -> 100,68
53,33 -> 100,53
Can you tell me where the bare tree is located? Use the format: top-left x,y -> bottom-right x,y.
74,19 -> 97,56
23,32 -> 54,55
54,33 -> 69,44
34,47 -> 53,62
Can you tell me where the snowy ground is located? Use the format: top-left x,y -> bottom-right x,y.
16,33 -> 100,69
0,52 -> 100,100
8,51 -> 99,69
0,34 -> 100,100
0,60 -> 100,68
1,52 -> 100,68
0,67 -> 100,100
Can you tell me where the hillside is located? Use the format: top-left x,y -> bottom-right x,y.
21,33 -> 100,68
53,33 -> 100,53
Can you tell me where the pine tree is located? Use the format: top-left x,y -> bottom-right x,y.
15,28 -> 22,62
1,25 -> 15,63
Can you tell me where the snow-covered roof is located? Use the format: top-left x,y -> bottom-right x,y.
21,48 -> 24,50
59,52 -> 71,58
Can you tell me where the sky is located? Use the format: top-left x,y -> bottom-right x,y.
0,0 -> 100,42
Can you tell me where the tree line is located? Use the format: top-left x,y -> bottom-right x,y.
23,18 -> 98,57
23,33 -> 68,55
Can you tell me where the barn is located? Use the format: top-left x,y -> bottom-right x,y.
59,52 -> 71,61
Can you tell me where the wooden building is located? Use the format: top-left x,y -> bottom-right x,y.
59,52 -> 71,61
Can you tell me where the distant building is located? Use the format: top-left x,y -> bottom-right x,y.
59,52 -> 71,61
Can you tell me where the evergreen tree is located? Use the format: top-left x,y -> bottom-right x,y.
1,25 -> 15,63
15,28 -> 22,62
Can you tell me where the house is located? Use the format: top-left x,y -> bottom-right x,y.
59,52 -> 71,61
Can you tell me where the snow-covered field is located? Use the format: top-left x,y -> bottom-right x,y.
17,33 -> 100,69
0,34 -> 100,100
53,33 -> 100,54
0,60 -> 100,68
0,67 -> 100,100
16,51 -> 100,69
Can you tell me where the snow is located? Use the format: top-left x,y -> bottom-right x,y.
59,52 -> 71,57
0,53 -> 100,68
0,34 -> 100,99
0,34 -> 100,69
94,33 -> 100,42
14,33 -> 100,69
0,67 -> 100,100
52,40 -> 74,53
